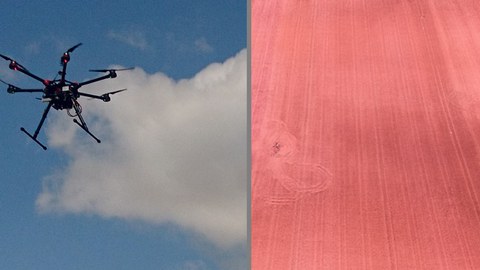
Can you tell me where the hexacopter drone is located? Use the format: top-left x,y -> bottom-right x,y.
0,43 -> 132,150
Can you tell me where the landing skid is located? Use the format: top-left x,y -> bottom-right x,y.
19,120 -> 101,151
73,119 -> 101,143
20,127 -> 47,150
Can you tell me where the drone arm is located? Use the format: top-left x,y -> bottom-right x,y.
78,91 -> 110,102
60,61 -> 68,83
13,66 -> 47,85
78,91 -> 103,99
12,89 -> 43,92
7,88 -> 44,94
78,73 -> 113,87
2,78 -> 44,94
0,54 -> 47,85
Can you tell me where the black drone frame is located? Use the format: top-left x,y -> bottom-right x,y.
0,43 -> 131,150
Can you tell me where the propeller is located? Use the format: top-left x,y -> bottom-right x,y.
86,88 -> 127,102
104,88 -> 127,95
100,88 -> 127,102
89,67 -> 134,73
0,78 -> 10,85
0,53 -> 13,61
0,53 -> 28,71
66,43 -> 83,53
61,43 -> 83,65
0,78 -> 19,94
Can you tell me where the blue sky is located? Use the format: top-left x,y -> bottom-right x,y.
0,1 -> 246,269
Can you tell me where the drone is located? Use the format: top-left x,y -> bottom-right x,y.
0,43 -> 132,150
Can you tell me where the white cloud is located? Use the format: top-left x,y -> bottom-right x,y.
180,260 -> 208,270
194,37 -> 214,54
108,28 -> 150,50
165,33 -> 215,55
37,49 -> 247,250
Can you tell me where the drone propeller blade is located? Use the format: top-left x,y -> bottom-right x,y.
67,43 -> 83,53
117,67 -> 134,71
89,67 -> 134,73
0,78 -> 22,88
1,78 -> 17,93
0,54 -> 29,71
88,69 -> 107,73
0,78 -> 11,86
0,53 -> 12,61
105,88 -> 127,95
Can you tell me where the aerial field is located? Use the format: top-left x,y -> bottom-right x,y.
252,0 -> 480,269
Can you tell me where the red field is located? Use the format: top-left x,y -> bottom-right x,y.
252,0 -> 480,269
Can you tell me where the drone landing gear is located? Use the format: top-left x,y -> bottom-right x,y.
73,119 -> 101,143
20,127 -> 47,150
71,99 -> 101,143
20,101 -> 53,150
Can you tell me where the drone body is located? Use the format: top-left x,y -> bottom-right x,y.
0,43 -> 132,150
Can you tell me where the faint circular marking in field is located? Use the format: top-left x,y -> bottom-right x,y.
277,161 -> 333,193
261,194 -> 300,206
255,119 -> 333,205
254,164 -> 301,206
259,119 -> 298,158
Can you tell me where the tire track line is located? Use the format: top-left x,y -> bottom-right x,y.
396,1 -> 435,267
289,3 -> 317,268
428,0 -> 480,227
433,0 -> 480,233
425,1 -> 477,267
390,3 -> 422,267
360,1 -> 373,268
353,0 -> 369,268
409,1 -> 451,267
376,1 -> 399,267
415,1 -> 467,268
312,0 -> 330,266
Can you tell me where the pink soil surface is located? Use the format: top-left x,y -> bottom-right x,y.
252,0 -> 480,269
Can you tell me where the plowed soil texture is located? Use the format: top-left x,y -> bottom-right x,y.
252,1 -> 480,269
